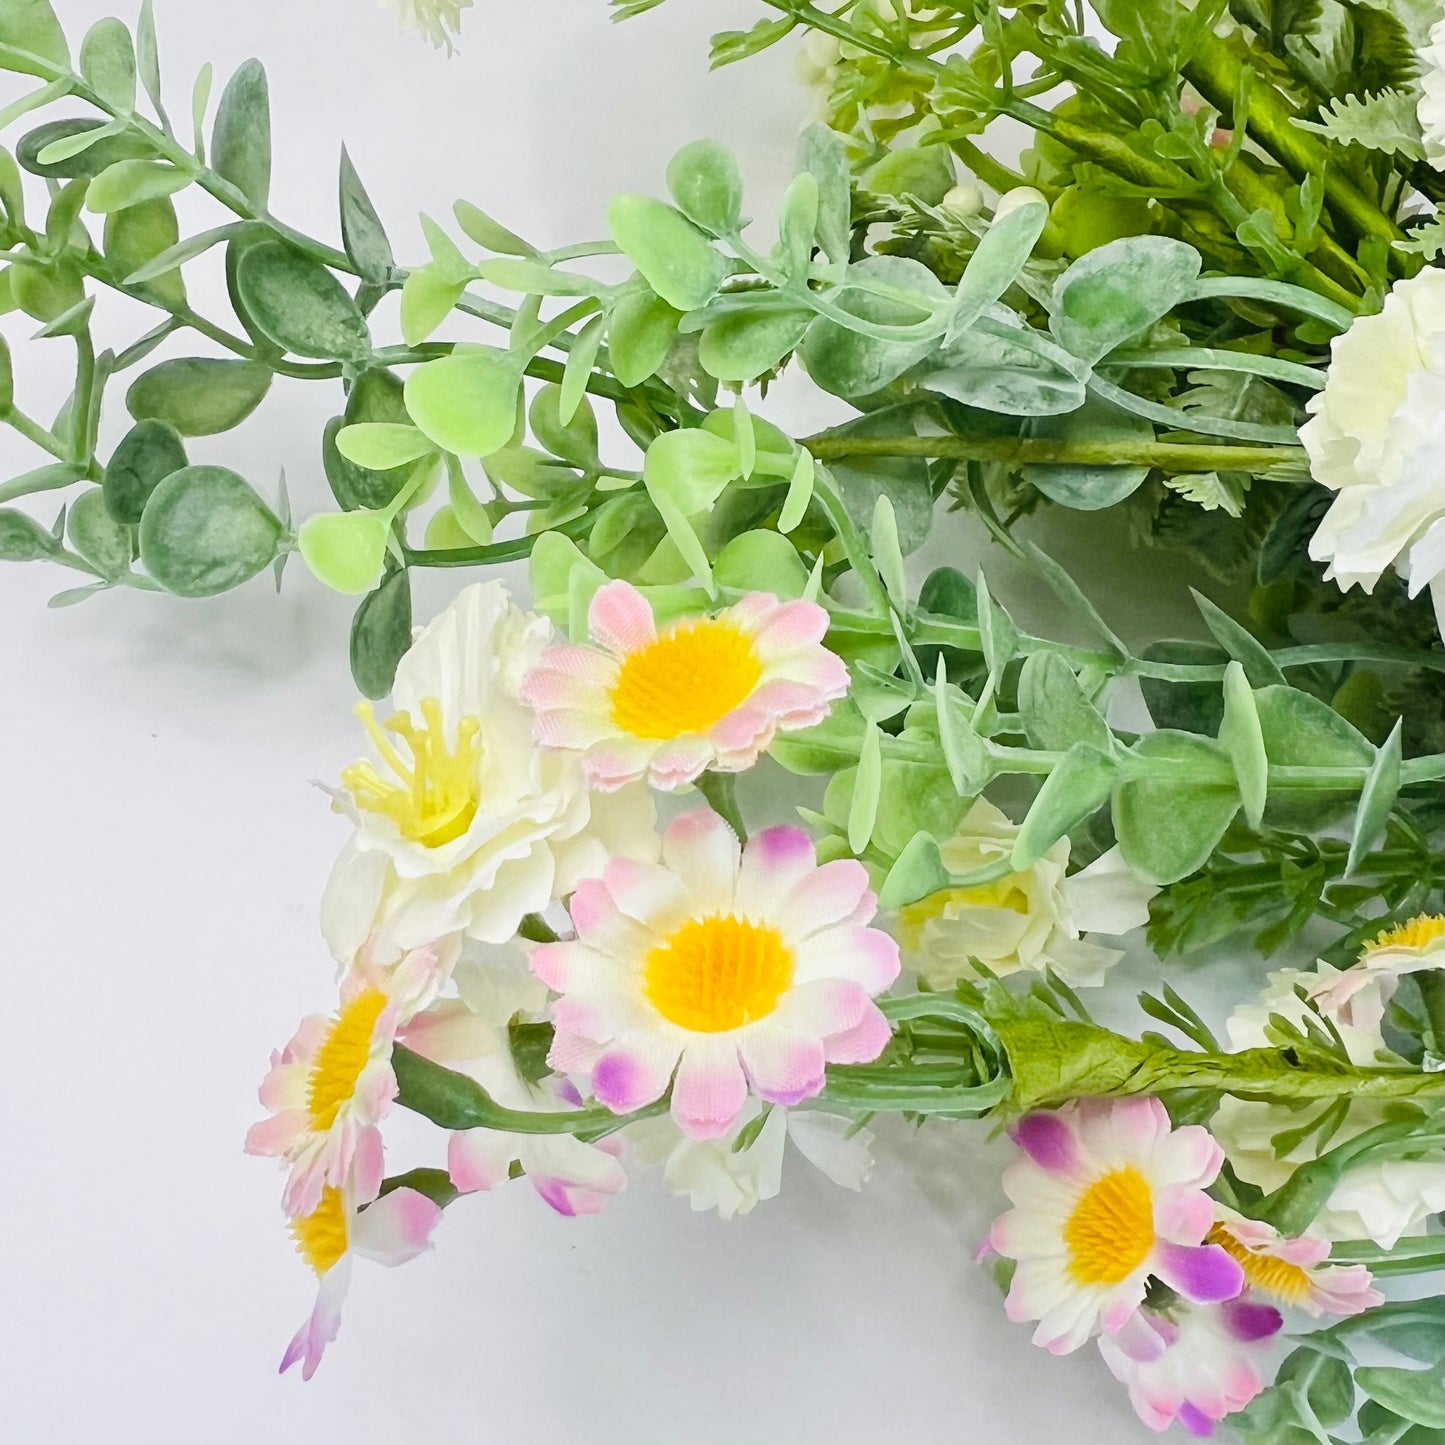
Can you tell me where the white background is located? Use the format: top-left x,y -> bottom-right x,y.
0,2 -> 1178,1440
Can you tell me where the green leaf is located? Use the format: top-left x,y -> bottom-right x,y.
0,0 -> 68,75
235,239 -> 370,360
104,196 -> 183,307
211,58 -> 270,209
698,304 -> 811,383
879,830 -> 952,909
714,530 -> 808,598
944,198 -> 1047,345
1191,588 -> 1285,686
1356,1367 -> 1445,1430
921,320 -> 1086,416
324,368 -> 416,512
17,117 -> 150,179
797,124 -> 850,267
126,357 -> 271,436
136,0 -> 161,117
103,417 -> 186,524
350,568 -> 413,700
1347,719 -> 1402,878
1014,744 -> 1118,869
643,426 -> 740,515
607,194 -> 729,311
559,314 -> 605,426
919,566 -> 977,624
1218,661 -> 1268,829
403,348 -> 522,458
139,464 -> 282,596
934,670 -> 995,796
67,486 -> 131,577
861,141 -> 954,206
474,257 -> 599,298
777,446 -> 814,534
0,333 -> 11,412
399,264 -> 464,347
36,116 -> 125,165
0,505 -> 59,559
848,721 -> 883,854
530,383 -> 598,468
79,17 -> 135,112
1049,235 -> 1203,364
298,509 -> 389,595
975,570 -> 1017,679
1295,88 -> 1425,160
453,199 -> 535,257
608,288 -> 680,387
338,147 -> 393,285
85,158 -> 188,213
778,170 -> 819,280
328,419 -> 429,472
447,466 -> 493,546
870,493 -> 908,613
666,138 -> 742,236
1022,541 -> 1128,659
1254,685 -> 1374,768
120,222 -> 241,285
1113,731 -> 1238,885
1018,651 -> 1113,753
1022,394 -> 1153,510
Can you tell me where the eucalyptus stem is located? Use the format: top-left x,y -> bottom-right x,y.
3,407 -> 69,460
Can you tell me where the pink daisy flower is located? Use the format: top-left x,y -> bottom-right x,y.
531,807 -> 899,1139
520,579 -> 849,790
989,1097 -> 1245,1354
1098,1297 -> 1283,1436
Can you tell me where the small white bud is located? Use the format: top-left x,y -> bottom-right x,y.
941,182 -> 985,220
992,186 -> 1049,221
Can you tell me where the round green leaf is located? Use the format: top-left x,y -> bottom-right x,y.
666,139 -> 743,235
714,530 -> 809,598
235,240 -> 370,360
67,486 -> 132,577
607,194 -> 729,312
211,59 -> 271,209
699,305 -> 811,383
0,507 -> 58,561
1022,394 -> 1153,509
1356,1368 -> 1445,1431
297,510 -> 389,595
17,118 -> 152,180
139,465 -> 283,597
104,418 -> 188,524
79,17 -> 136,113
126,358 -> 272,436
1218,661 -> 1268,829
403,349 -> 522,458
643,427 -> 740,514
1018,651 -> 1113,753
0,0 -> 70,76
104,196 -> 184,308
335,423 -> 433,471
350,568 -> 412,699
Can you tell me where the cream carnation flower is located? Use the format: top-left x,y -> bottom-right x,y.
897,798 -> 1157,989
1301,268 -> 1445,634
1420,13 -> 1445,169
384,0 -> 470,51
322,582 -> 655,965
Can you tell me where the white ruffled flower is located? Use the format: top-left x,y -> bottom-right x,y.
1211,961 -> 1445,1247
1420,13 -> 1445,169
628,1101 -> 874,1220
383,0 -> 470,51
1301,267 -> 1445,635
322,582 -> 655,965
897,798 -> 1158,989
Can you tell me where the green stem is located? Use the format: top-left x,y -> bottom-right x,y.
947,134 -> 1033,197
403,509 -> 594,569
3,408 -> 69,461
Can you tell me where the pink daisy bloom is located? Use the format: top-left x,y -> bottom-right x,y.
245,939 -> 456,1218
281,1183 -> 442,1381
531,807 -> 899,1139
1207,1207 -> 1383,1317
990,1097 -> 1245,1354
520,579 -> 850,791
1098,1297 -> 1283,1436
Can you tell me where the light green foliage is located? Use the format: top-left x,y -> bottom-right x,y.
138,465 -> 283,596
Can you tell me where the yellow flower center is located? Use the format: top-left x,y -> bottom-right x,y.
610,619 -> 762,739
1207,1224 -> 1311,1306
1064,1167 -> 1155,1285
291,1186 -> 349,1276
1365,913 -> 1444,957
897,875 -> 1031,950
341,697 -> 482,847
644,914 -> 794,1033
307,988 -> 389,1130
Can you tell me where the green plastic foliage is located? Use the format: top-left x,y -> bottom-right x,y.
698,305 -> 811,383
325,369 -> 415,511
79,17 -> 135,112
18,119 -> 150,180
1018,651 -> 1113,753
103,418 -> 186,524
338,147 -> 393,285
643,426 -> 739,515
139,465 -> 283,596
608,288 -> 681,387
1022,395 -> 1153,509
778,171 -> 819,279
0,334 -> 12,413
1113,731 -> 1239,885
0,506 -> 59,560
1355,1368 -> 1445,1430
403,348 -> 522,458
1014,743 -> 1118,869
531,383 -> 598,467
350,569 -> 412,700
666,139 -> 742,235
336,423 -> 433,471
67,486 -> 131,577
212,59 -> 271,209
235,240 -> 370,360
453,199 -> 534,257
800,255 -> 945,398
400,265 -> 465,347
797,123 -> 850,267
1049,235 -> 1202,363
1347,719 -> 1402,877
85,159 -> 188,213
607,194 -> 728,311
126,358 -> 271,436
945,199 -> 1047,344
848,721 -> 883,853
1253,685 -> 1374,768
714,530 -> 808,598
1218,661 -> 1268,828
298,509 -> 390,595
922,323 -> 1086,416
861,141 -> 953,205
879,831 -> 951,909
104,196 -> 183,307
1192,588 -> 1286,686
0,0 -> 69,75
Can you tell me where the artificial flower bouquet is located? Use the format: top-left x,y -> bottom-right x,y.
2,0 -> 1444,1437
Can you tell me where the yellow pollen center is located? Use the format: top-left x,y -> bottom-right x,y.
1207,1224 -> 1311,1305
1365,913 -> 1445,957
341,697 -> 482,848
307,988 -> 388,1130
610,620 -> 762,740
1064,1167 -> 1155,1285
644,914 -> 793,1033
291,1186 -> 349,1276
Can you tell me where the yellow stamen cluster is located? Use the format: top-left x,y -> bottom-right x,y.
1064,1167 -> 1155,1285
1364,913 -> 1445,958
291,1187 -> 349,1276
307,988 -> 389,1130
645,914 -> 794,1033
1207,1224 -> 1311,1306
610,620 -> 761,740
